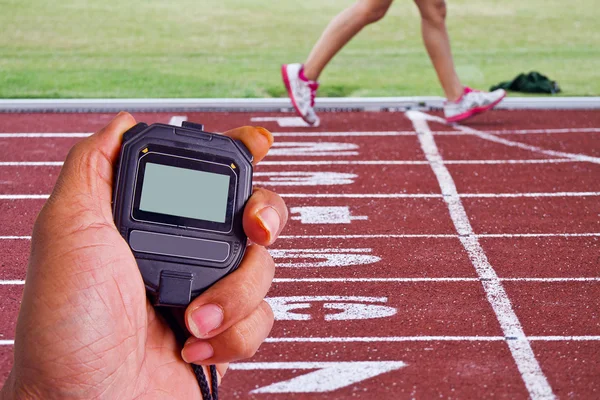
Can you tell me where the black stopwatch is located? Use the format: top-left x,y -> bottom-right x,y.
112,121 -> 253,307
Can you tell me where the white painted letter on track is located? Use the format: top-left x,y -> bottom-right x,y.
290,206 -> 368,224
254,171 -> 356,186
268,142 -> 359,156
265,296 -> 397,321
230,361 -> 407,393
270,248 -> 380,268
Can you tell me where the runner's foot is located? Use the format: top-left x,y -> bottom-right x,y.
444,87 -> 506,123
281,63 -> 320,126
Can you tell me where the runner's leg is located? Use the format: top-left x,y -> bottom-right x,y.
304,0 -> 394,81
414,0 -> 463,101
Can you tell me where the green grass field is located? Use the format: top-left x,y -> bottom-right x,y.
1,0 -> 599,98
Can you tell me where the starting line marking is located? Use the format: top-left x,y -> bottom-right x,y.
2,233 -> 600,240
3,277 -> 598,286
408,110 -> 555,399
3,192 -> 600,200
230,361 -> 407,393
1,335 -> 600,346
2,127 -> 599,138
272,277 -> 600,283
271,128 -> 600,137
0,158 -> 588,166
264,335 -> 600,343
413,112 -> 600,166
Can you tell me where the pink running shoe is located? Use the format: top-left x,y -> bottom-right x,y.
281,63 -> 320,126
444,87 -> 506,123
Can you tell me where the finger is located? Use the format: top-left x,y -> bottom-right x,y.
222,126 -> 273,165
182,301 -> 273,365
184,245 -> 274,339
243,188 -> 289,246
49,112 -> 136,209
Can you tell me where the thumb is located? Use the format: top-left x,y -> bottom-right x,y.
47,112 -> 137,222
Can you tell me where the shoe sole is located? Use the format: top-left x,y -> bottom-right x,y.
281,64 -> 317,126
446,91 -> 507,123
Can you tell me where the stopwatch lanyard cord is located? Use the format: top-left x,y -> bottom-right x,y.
158,307 -> 219,400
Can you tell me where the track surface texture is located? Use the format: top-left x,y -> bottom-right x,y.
1,109 -> 599,399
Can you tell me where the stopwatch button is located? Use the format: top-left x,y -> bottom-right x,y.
123,122 -> 148,142
181,121 -> 205,131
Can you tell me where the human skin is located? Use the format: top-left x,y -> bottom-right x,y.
303,0 -> 463,101
0,113 -> 288,399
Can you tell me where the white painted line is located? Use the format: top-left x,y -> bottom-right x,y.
2,233 -> 599,240
1,159 -> 582,167
264,336 -> 506,343
279,193 -> 441,199
276,233 -> 600,239
261,159 -> 577,166
168,115 -> 187,126
408,110 -> 555,399
0,162 -> 64,167
483,128 -> 600,135
278,234 -> 457,239
2,192 -> 599,200
272,127 -> 600,137
0,195 -> 49,200
272,131 -> 415,137
0,336 -> 598,346
477,233 -> 600,238
272,277 -> 600,283
272,278 -> 477,283
230,361 -> 407,393
3,277 -> 596,286
415,112 -> 600,165
461,192 -> 600,198
442,158 -> 577,165
1,336 -> 599,346
263,336 -> 600,343
1,127 -> 597,139
0,133 -> 91,138
502,277 -> 600,282
252,116 -> 313,128
529,336 -> 600,341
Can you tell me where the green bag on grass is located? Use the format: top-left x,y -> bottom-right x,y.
490,71 -> 561,94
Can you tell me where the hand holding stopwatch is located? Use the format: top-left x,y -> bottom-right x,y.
112,121 -> 253,399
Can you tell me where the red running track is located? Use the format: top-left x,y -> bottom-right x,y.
0,109 -> 599,398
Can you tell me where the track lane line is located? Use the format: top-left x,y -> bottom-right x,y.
3,278 -> 597,285
3,127 -> 598,138
415,111 -> 600,164
3,233 -> 600,240
1,159 -> 585,166
407,110 -> 555,399
1,336 -> 600,345
168,115 -> 187,126
3,192 -> 600,200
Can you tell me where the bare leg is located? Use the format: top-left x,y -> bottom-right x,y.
414,0 -> 463,101
303,0 -> 393,81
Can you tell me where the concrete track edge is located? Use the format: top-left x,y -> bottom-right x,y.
0,97 -> 599,113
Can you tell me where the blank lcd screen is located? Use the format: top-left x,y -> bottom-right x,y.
139,162 -> 230,223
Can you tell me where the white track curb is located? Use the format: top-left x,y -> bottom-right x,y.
0,97 -> 598,112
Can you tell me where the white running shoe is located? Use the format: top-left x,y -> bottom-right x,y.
444,87 -> 506,123
281,63 -> 320,126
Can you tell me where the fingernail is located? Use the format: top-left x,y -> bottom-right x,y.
188,304 -> 224,338
253,126 -> 274,145
257,206 -> 280,242
182,341 -> 214,363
